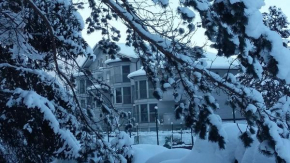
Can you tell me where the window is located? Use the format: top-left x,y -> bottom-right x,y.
149,104 -> 157,123
115,87 -> 131,104
148,81 -> 154,99
122,65 -> 130,82
79,79 -> 85,94
87,97 -> 92,108
123,87 -> 131,104
112,65 -> 130,83
135,81 -> 139,99
137,104 -> 157,123
139,80 -> 147,99
97,74 -> 103,81
114,66 -> 122,83
132,85 -> 135,101
95,100 -> 101,107
133,105 -> 139,122
86,79 -> 92,87
115,88 -> 122,103
100,59 -> 103,67
135,80 -> 155,100
140,104 -> 148,122
106,71 -> 110,83
80,100 -> 86,108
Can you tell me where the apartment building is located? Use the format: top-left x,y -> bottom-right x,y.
75,43 -> 244,131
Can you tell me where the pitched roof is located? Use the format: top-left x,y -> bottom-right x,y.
85,43 -> 239,70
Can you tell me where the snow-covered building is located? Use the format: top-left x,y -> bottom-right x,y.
75,43 -> 244,131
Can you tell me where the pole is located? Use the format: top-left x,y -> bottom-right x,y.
155,107 -> 159,145
171,122 -> 173,140
171,122 -> 173,149
180,128 -> 183,143
233,107 -> 236,123
191,127 -> 194,146
136,123 -> 139,144
137,125 -> 139,137
107,125 -> 110,142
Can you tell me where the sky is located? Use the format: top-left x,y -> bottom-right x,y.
77,0 -> 290,53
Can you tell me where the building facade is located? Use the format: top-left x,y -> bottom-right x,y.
75,44 -> 244,131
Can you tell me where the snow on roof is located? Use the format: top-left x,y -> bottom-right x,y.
127,53 -> 238,79
99,43 -> 237,69
73,72 -> 84,77
76,56 -> 87,67
117,43 -> 138,58
128,68 -> 146,78
104,58 -> 122,64
87,84 -> 101,90
203,52 -> 239,69
97,42 -> 238,69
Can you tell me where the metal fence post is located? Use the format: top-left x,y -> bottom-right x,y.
155,107 -> 159,145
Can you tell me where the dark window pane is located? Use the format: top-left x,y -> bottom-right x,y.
86,80 -> 92,87
122,65 -> 130,82
100,59 -> 103,67
149,104 -> 157,123
115,88 -> 122,103
81,100 -> 86,108
87,97 -> 92,107
148,81 -> 154,99
132,85 -> 135,101
80,79 -> 85,94
123,87 -> 131,104
106,71 -> 110,83
97,74 -> 103,81
96,100 -> 101,107
135,81 -> 138,99
140,104 -> 148,122
133,105 -> 139,122
139,80 -> 147,99
114,66 -> 122,83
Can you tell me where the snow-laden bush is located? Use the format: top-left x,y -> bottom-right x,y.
111,131 -> 133,162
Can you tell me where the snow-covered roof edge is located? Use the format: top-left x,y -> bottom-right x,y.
128,68 -> 146,78
104,58 -> 122,64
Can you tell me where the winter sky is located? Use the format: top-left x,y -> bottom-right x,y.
77,0 -> 290,52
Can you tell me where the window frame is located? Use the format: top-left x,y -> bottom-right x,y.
115,87 -> 122,104
148,81 -> 154,99
80,99 -> 86,108
149,104 -> 157,123
123,87 -> 132,104
135,81 -> 139,100
135,103 -> 157,123
135,80 -> 155,100
79,79 -> 86,94
114,87 -> 132,104
114,66 -> 122,83
140,104 -> 149,123
133,105 -> 140,123
122,65 -> 130,82
139,80 -> 147,99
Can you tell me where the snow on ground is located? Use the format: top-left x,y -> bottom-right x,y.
131,122 -> 276,163
132,144 -> 168,163
105,130 -> 194,146
145,148 -> 190,163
